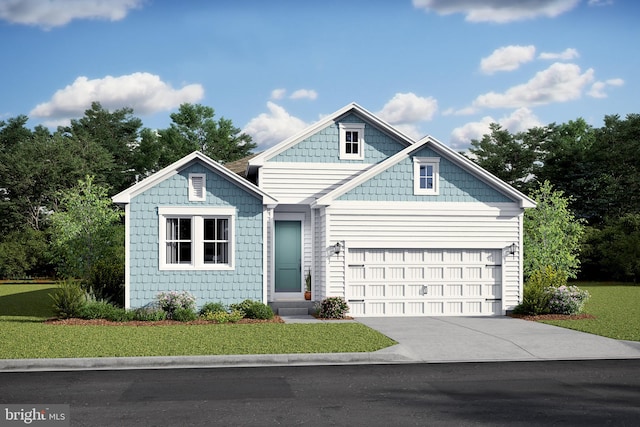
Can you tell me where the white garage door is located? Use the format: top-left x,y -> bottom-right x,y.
346,248 -> 502,316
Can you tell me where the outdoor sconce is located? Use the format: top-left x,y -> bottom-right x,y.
333,241 -> 342,255
508,242 -> 517,255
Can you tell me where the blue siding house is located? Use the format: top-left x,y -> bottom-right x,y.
114,103 -> 535,316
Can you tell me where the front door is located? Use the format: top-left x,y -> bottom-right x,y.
275,220 -> 302,295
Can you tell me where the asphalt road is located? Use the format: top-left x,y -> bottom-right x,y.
1,360 -> 639,426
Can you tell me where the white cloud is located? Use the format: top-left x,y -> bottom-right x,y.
270,88 -> 286,100
377,92 -> 438,125
480,45 -> 536,74
290,89 -> 318,100
588,0 -> 613,6
588,78 -> 624,98
472,62 -> 595,109
413,0 -> 579,23
0,0 -> 143,29
538,48 -> 579,60
450,108 -> 542,150
242,102 -> 308,148
30,72 -> 204,124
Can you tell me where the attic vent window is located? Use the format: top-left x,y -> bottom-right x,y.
189,174 -> 206,201
339,123 -> 365,160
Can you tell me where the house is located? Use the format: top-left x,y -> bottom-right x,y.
113,103 -> 535,316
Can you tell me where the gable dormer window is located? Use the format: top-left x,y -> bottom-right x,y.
339,123 -> 365,160
413,157 -> 440,195
189,173 -> 206,201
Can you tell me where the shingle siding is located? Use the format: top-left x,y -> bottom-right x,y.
337,146 -> 514,203
270,113 -> 406,164
128,162 -> 264,309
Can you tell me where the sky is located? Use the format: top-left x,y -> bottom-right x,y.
0,0 -> 638,150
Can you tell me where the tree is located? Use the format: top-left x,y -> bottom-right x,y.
134,103 -> 257,174
60,102 -> 142,193
49,176 -> 123,282
0,125 -> 104,232
0,228 -> 52,279
582,214 -> 640,282
523,181 -> 585,280
536,119 -> 600,223
467,123 -> 545,193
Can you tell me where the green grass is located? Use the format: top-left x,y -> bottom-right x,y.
0,284 -> 58,322
0,284 -> 396,359
541,282 -> 640,341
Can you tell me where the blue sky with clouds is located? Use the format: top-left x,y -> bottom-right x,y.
0,0 -> 637,150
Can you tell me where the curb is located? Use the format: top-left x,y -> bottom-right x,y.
0,348 -> 415,372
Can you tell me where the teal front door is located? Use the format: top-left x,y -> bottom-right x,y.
275,220 -> 301,293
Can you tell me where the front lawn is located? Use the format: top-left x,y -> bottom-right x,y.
0,284 -> 396,359
540,282 -> 640,341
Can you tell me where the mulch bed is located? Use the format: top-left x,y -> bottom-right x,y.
509,313 -> 596,321
44,316 -> 285,326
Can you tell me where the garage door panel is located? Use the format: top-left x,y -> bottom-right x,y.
347,248 -> 502,316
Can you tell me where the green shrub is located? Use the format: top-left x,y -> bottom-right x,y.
514,267 -> 566,315
199,302 -> 227,316
78,301 -> 135,321
230,299 -> 274,320
317,296 -> 349,319
50,280 -> 87,319
79,300 -> 119,319
202,309 -> 244,323
172,307 -> 198,322
85,258 -> 125,307
133,306 -> 167,321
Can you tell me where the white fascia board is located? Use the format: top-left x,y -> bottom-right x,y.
313,138 -> 430,207
112,151 -> 202,204
416,136 -> 537,209
112,151 -> 278,206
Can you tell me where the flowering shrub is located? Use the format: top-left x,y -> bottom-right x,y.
546,285 -> 590,315
316,296 -> 349,319
156,291 -> 196,319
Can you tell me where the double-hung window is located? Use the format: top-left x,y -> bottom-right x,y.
203,218 -> 229,264
159,207 -> 235,270
165,218 -> 192,264
413,157 -> 440,195
339,123 -> 365,160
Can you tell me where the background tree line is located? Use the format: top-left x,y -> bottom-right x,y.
468,113 -> 640,282
0,102 -> 256,288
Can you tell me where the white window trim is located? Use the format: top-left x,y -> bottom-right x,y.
189,173 -> 206,201
413,157 -> 440,195
339,123 -> 365,160
158,206 -> 236,270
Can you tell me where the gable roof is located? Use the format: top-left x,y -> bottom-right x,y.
247,102 -> 416,176
112,151 -> 278,205
314,135 -> 536,209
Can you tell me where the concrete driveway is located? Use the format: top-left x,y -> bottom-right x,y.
357,316 -> 640,363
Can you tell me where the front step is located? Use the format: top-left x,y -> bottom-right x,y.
269,301 -> 316,315
278,307 -> 309,316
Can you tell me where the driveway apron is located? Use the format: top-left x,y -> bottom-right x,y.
357,316 -> 640,363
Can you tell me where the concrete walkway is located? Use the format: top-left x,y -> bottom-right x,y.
1,316 -> 640,372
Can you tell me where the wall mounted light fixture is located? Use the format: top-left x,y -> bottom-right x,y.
333,241 -> 342,255
508,242 -> 517,255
